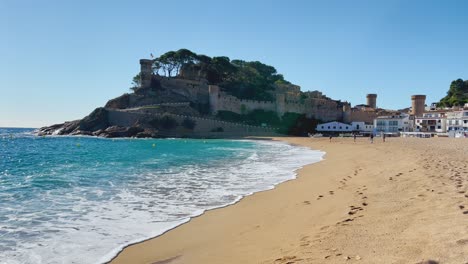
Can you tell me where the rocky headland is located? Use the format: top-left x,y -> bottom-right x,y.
38,49 -> 352,138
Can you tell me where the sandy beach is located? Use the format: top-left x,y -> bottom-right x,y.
110,137 -> 468,264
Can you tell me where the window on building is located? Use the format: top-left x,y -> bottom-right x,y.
328,126 -> 330,129
437,126 -> 441,129
339,126 -> 342,129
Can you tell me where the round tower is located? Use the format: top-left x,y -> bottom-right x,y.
411,95 -> 426,117
139,59 -> 153,88
366,94 -> 377,109
342,102 -> 351,123
208,85 -> 220,114
276,94 -> 286,118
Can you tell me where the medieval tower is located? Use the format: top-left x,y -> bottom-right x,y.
366,94 -> 377,109
139,59 -> 153,88
411,95 -> 426,117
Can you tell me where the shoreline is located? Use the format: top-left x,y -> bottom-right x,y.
107,136 -> 331,264
110,137 -> 468,264
103,138 -> 324,263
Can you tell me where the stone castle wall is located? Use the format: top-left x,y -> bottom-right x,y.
349,110 -> 379,124
144,75 -> 345,122
209,84 -> 343,122
215,92 -> 277,114
283,101 -> 307,115
107,109 -> 278,138
306,99 -> 344,121
156,76 -> 209,103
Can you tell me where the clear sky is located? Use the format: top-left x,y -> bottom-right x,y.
1,0 -> 468,128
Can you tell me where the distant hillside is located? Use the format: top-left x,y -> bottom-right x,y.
438,79 -> 468,107
132,49 -> 292,101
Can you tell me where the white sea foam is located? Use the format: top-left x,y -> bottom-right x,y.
0,138 -> 324,264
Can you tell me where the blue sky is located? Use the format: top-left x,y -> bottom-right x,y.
1,0 -> 468,127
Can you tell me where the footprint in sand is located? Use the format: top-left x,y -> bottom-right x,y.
415,260 -> 439,264
303,201 -> 311,205
329,191 -> 334,195
274,255 -> 300,263
456,238 -> 468,245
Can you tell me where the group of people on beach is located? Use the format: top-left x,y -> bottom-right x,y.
329,133 -> 386,143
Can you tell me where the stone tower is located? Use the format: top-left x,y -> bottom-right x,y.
139,59 -> 153,88
411,95 -> 426,117
208,85 -> 220,114
342,102 -> 351,123
276,94 -> 286,118
366,94 -> 377,109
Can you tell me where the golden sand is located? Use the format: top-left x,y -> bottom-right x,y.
110,137 -> 468,264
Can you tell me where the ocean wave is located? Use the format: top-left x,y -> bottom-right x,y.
0,130 -> 324,264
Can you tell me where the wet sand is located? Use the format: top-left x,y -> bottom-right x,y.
110,137 -> 468,264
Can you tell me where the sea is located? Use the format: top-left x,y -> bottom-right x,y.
0,127 -> 324,264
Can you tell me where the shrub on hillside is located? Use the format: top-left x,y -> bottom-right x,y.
181,118 -> 196,130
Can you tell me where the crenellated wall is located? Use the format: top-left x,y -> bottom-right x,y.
214,92 -> 277,114
107,109 -> 279,138
141,74 -> 346,123
208,87 -> 343,122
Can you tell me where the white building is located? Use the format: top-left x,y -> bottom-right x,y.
415,111 -> 447,133
374,114 -> 411,133
446,110 -> 468,132
316,121 -> 373,133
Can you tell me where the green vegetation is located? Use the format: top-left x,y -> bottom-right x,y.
181,118 -> 196,130
130,73 -> 141,91
216,110 -> 320,136
216,110 -> 280,126
131,49 -> 322,136
438,79 -> 468,107
134,49 -> 292,101
148,114 -> 178,130
211,127 -> 224,132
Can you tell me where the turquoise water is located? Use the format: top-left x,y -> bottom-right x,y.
0,128 -> 324,264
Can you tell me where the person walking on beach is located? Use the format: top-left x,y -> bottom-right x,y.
329,135 -> 332,142
353,134 -> 357,142
383,133 -> 386,142
370,134 -> 374,144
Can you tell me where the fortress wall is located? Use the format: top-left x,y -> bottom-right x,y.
215,92 -> 276,114
349,111 -> 379,123
157,77 -> 209,102
107,110 -> 278,138
303,99 -> 343,121
283,102 -> 306,114
108,110 -> 142,127
310,107 -> 343,122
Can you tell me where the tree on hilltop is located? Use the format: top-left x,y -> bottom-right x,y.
131,48 -> 293,101
438,78 -> 468,107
